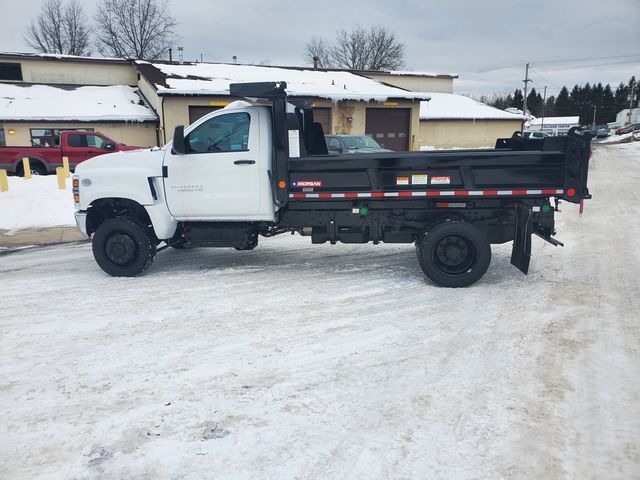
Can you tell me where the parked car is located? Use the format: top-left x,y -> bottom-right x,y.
615,123 -> 640,135
325,135 -> 392,154
596,128 -> 609,138
524,131 -> 551,139
0,130 -> 143,176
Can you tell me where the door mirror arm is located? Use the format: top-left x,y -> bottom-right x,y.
172,125 -> 186,155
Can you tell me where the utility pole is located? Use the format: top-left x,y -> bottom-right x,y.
541,86 -> 547,132
592,105 -> 597,129
522,63 -> 531,116
629,79 -> 636,125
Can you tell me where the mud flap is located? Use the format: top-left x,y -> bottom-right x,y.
510,204 -> 532,274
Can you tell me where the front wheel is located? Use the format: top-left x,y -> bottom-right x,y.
92,217 -> 156,276
416,221 -> 491,287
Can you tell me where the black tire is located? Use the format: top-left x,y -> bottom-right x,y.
234,236 -> 258,251
17,161 -> 47,176
416,221 -> 491,288
92,217 -> 156,277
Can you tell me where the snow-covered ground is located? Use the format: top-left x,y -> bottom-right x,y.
0,176 -> 75,233
1,144 -> 639,479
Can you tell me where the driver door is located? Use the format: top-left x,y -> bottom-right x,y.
163,110 -> 261,219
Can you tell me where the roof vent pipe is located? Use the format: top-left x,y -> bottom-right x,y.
313,56 -> 319,70
168,48 -> 172,64
178,46 -> 184,64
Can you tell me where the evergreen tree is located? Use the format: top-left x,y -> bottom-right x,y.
512,89 -> 524,110
527,88 -> 543,117
543,95 -> 556,117
555,87 -> 570,116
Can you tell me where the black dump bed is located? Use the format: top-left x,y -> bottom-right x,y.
288,130 -> 591,205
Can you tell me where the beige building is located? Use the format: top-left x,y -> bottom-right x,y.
0,52 -> 521,151
0,53 -> 157,147
419,92 -> 525,148
135,61 -> 427,151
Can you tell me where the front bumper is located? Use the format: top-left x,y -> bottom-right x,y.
74,211 -> 90,238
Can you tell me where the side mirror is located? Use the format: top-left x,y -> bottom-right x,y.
105,143 -> 116,151
172,125 -> 186,154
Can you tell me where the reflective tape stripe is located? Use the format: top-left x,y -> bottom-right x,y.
289,189 -> 564,199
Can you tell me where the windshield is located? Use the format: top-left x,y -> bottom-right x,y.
341,136 -> 382,149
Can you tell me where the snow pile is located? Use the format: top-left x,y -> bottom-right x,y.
0,176 -> 76,233
420,93 -> 526,121
142,62 -> 430,102
595,131 -> 639,144
0,83 -> 158,122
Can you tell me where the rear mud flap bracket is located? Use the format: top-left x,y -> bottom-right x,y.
511,204 -> 532,275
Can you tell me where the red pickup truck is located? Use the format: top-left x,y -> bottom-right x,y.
0,130 -> 143,176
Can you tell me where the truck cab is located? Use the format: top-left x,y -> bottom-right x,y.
162,102 -> 276,221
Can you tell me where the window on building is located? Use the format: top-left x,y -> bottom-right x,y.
0,63 -> 23,81
0,129 -> 5,147
30,128 -> 94,147
186,112 -> 250,153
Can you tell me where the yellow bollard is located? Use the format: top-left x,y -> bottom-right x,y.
62,156 -> 70,178
22,157 -> 32,179
0,169 -> 8,192
56,167 -> 67,190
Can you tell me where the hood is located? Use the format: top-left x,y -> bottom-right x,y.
74,148 -> 166,209
75,148 -> 164,177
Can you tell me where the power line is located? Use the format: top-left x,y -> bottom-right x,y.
462,54 -> 640,76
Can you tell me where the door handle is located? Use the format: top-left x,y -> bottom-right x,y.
234,160 -> 255,165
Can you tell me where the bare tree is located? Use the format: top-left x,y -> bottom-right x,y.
24,0 -> 91,56
304,36 -> 333,68
304,25 -> 405,71
94,0 -> 178,60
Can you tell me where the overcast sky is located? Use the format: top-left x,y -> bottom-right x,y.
1,0 -> 639,97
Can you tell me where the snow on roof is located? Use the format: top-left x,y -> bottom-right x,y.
419,93 -> 527,121
0,83 -> 157,122
0,51 -> 129,63
529,116 -> 580,126
387,70 -> 458,78
138,62 -> 430,102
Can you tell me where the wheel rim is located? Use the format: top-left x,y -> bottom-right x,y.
432,234 -> 477,276
104,233 -> 138,266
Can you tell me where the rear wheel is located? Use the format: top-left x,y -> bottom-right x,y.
17,161 -> 47,176
416,221 -> 491,287
92,217 -> 156,276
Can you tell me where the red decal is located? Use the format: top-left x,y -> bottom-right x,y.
454,190 -> 469,197
398,191 -> 412,197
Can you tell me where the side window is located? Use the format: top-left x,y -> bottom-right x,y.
328,137 -> 341,150
0,129 -> 5,147
186,112 -> 250,154
87,134 -> 108,149
67,134 -> 86,147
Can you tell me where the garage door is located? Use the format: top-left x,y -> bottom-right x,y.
365,108 -> 410,151
188,106 -> 223,125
